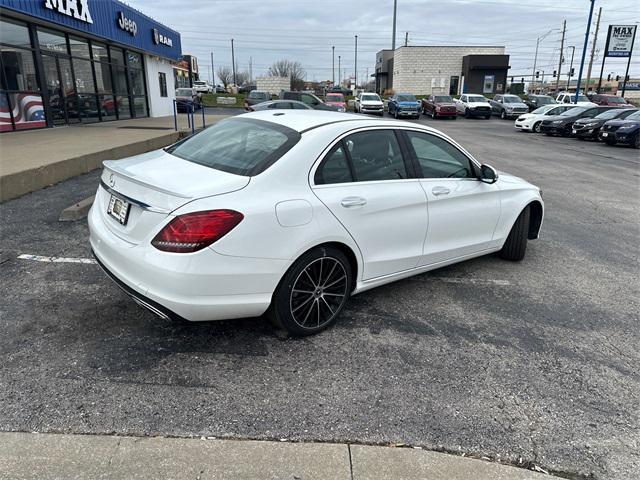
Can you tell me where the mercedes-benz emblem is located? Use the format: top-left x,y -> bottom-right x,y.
109,173 -> 116,187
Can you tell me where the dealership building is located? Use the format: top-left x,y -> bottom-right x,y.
375,46 -> 510,96
0,0 -> 182,132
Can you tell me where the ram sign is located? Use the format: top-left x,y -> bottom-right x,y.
605,25 -> 636,58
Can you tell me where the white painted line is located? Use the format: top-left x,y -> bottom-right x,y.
18,254 -> 96,265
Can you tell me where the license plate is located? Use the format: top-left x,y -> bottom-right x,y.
107,194 -> 130,225
572,129 -> 577,134
602,132 -> 608,137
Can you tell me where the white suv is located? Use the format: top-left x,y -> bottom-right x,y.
355,93 -> 384,116
555,92 -> 596,107
193,81 -> 213,94
455,94 -> 492,119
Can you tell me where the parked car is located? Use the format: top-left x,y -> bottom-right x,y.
238,84 -> 256,94
325,93 -> 347,112
599,110 -> 640,148
387,93 -> 421,119
421,94 -> 457,119
280,91 -> 338,111
587,94 -> 630,106
523,94 -> 557,112
514,104 -> 573,133
89,110 -> 544,336
540,106 -> 617,136
354,93 -> 384,116
175,88 -> 201,112
192,81 -> 213,94
572,108 -> 638,140
329,85 -> 352,96
455,94 -> 492,118
555,92 -> 596,106
247,100 -> 312,111
489,94 -> 529,119
215,84 -> 226,94
244,90 -> 271,110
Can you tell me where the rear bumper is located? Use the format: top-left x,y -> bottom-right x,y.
89,203 -> 285,321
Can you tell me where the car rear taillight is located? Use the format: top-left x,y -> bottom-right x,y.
151,210 -> 243,253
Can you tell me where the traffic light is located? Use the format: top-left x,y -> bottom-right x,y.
536,71 -> 540,79
510,76 -> 514,83
570,68 -> 575,77
552,70 -> 557,78
521,77 -> 525,84
616,75 -> 620,81
607,74 -> 611,81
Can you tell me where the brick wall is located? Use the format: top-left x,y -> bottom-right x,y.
256,76 -> 291,95
391,46 -> 505,95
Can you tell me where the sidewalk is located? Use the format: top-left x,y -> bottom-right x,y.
0,113 -> 228,202
0,432 -> 560,480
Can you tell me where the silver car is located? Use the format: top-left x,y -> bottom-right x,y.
490,94 -> 529,119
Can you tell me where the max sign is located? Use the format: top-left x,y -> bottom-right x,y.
44,0 -> 93,24
605,25 -> 637,58
118,11 -> 137,36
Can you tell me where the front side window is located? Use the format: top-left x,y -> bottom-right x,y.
166,118 -> 301,176
345,130 -> 406,182
315,143 -> 352,185
406,131 -> 474,179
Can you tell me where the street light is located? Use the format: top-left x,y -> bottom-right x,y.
531,28 -> 560,93
332,46 -> 335,85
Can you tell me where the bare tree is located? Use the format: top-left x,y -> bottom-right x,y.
268,59 -> 306,84
236,70 -> 249,86
216,66 -> 233,88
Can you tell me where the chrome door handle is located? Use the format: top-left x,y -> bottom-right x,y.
432,186 -> 451,196
341,196 -> 367,208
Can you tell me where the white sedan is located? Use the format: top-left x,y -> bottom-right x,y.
514,104 -> 573,133
89,111 -> 544,336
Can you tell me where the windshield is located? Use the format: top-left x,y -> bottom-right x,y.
503,96 -> 522,104
434,96 -> 453,102
361,94 -> 380,101
468,96 -> 488,103
326,94 -> 344,102
572,94 -> 589,102
625,111 -> 640,121
397,94 -> 416,102
561,106 -> 588,116
176,89 -> 193,96
166,118 -> 300,176
249,91 -> 269,99
595,109 -> 628,119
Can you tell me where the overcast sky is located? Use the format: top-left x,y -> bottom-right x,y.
128,0 -> 639,85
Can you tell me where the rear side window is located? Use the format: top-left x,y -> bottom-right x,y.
406,131 -> 474,179
166,118 -> 300,176
346,130 -> 407,181
314,143 -> 353,185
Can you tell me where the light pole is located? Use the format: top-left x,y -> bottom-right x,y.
566,46 -> 576,89
332,46 -> 335,85
531,29 -> 559,93
338,55 -> 341,86
354,35 -> 358,89
575,0 -> 596,103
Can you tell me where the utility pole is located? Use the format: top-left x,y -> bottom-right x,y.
575,0 -> 596,103
231,38 -> 237,87
585,6 -> 602,94
338,55 -> 341,86
567,46 -> 575,87
556,20 -> 566,93
391,0 -> 397,50
249,56 -> 252,85
405,31 -> 408,47
354,35 -> 358,89
210,51 -> 214,85
332,46 -> 335,84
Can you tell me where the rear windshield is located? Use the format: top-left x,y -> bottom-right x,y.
249,91 -> 269,99
176,89 -> 193,96
166,118 -> 300,176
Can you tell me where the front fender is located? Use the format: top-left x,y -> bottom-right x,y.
495,189 -> 544,244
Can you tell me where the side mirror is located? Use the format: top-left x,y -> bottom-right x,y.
480,164 -> 498,184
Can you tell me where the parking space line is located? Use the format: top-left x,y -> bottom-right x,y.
17,254 -> 96,265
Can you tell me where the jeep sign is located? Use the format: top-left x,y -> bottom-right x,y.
605,25 -> 636,58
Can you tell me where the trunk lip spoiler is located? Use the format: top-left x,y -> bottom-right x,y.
99,180 -> 171,214
103,161 -> 193,200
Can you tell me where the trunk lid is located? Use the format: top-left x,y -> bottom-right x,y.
97,149 -> 250,244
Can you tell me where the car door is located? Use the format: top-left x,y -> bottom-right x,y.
491,95 -> 502,114
426,95 -> 434,114
457,95 -> 466,113
401,130 -> 501,266
312,129 -> 429,280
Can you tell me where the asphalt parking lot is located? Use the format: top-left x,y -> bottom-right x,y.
1,115 -> 638,480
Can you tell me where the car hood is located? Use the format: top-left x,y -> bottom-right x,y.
397,101 -> 420,107
326,101 -> 346,107
467,102 -> 491,108
361,100 -> 383,105
574,117 -> 605,125
503,102 -> 528,109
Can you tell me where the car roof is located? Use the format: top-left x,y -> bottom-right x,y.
239,110 -> 430,133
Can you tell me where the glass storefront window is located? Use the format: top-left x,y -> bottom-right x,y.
99,95 -> 117,120
110,47 -> 125,67
92,42 -> 108,62
72,58 -> 96,94
69,36 -> 90,59
37,28 -> 67,54
117,95 -> 131,119
133,96 -> 147,117
127,51 -> 142,68
94,63 -> 113,94
0,18 -> 31,49
129,68 -> 144,95
78,93 -> 99,122
1,47 -> 39,91
113,66 -> 128,93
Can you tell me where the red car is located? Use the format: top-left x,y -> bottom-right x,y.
325,92 -> 346,112
421,94 -> 457,119
588,94 -> 630,106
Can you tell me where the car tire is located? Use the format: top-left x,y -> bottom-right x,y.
633,133 -> 640,149
269,246 -> 352,336
500,110 -> 507,120
484,115 -> 491,119
464,108 -> 470,118
394,110 -> 399,119
500,205 -> 530,262
533,122 -> 542,133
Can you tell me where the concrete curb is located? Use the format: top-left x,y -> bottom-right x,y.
0,132 -> 183,203
0,432 -> 562,480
